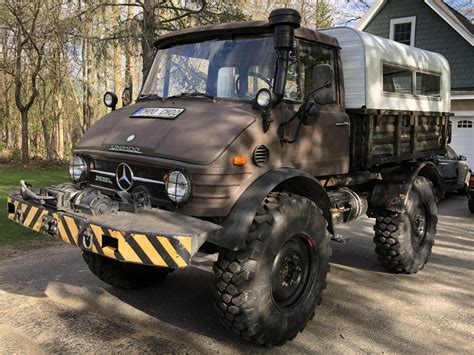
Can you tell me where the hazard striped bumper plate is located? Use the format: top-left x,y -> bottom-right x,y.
7,192 -> 221,268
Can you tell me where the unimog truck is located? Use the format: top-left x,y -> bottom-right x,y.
8,9 -> 451,346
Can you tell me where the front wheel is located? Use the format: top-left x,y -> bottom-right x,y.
373,176 -> 437,274
213,193 -> 331,346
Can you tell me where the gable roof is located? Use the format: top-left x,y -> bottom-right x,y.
355,0 -> 474,46
443,3 -> 474,35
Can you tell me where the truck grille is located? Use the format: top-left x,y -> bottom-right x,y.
90,159 -> 169,200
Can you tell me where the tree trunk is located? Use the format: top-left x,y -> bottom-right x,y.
125,1 -> 137,98
142,0 -> 157,78
113,1 -> 123,105
14,28 -> 29,164
87,44 -> 95,125
82,34 -> 88,132
20,110 -> 29,164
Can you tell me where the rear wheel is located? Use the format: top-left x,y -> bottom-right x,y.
213,192 -> 331,346
373,176 -> 437,274
83,251 -> 173,289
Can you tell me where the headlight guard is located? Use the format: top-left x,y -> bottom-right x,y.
166,170 -> 191,203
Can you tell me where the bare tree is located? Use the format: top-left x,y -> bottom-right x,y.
6,0 -> 46,164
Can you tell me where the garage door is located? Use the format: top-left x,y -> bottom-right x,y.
451,118 -> 474,167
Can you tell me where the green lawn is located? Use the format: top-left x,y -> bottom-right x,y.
0,167 -> 68,245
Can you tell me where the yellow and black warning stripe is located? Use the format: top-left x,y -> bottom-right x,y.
87,224 -> 192,268
7,197 -> 49,233
7,195 -> 193,268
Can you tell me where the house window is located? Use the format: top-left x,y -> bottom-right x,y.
390,17 -> 416,46
458,120 -> 473,128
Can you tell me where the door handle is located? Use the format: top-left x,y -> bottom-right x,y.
336,122 -> 350,126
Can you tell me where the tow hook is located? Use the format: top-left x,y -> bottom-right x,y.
82,229 -> 94,250
15,209 -> 24,224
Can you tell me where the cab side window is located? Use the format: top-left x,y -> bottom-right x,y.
285,52 -> 301,101
298,41 -> 337,104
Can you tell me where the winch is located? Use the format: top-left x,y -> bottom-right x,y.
21,182 -> 120,216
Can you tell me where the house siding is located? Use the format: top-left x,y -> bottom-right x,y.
364,0 -> 474,90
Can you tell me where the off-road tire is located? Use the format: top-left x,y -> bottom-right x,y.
213,192 -> 331,346
373,176 -> 437,274
468,199 -> 474,213
83,251 -> 173,289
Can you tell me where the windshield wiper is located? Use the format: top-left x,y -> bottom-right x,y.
167,92 -> 215,100
137,93 -> 163,101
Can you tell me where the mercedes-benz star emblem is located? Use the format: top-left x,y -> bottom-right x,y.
116,163 -> 134,191
126,134 -> 135,142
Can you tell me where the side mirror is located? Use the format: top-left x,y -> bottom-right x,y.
300,102 -> 320,126
312,64 -> 335,105
459,155 -> 467,161
122,84 -> 132,107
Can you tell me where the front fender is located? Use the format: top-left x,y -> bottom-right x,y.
207,168 -> 333,250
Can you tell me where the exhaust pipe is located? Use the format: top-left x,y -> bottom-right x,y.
268,8 -> 301,99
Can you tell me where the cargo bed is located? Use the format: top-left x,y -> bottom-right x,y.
348,109 -> 451,169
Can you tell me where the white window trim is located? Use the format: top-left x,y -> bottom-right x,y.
389,16 -> 416,46
453,111 -> 474,116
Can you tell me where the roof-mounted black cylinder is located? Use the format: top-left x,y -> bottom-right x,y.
268,8 -> 301,50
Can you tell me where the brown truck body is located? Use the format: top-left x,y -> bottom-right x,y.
7,8 -> 449,346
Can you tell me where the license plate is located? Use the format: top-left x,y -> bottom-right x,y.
131,107 -> 185,119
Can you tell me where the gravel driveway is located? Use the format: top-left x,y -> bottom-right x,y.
0,195 -> 472,353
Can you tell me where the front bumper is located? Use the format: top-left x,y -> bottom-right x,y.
7,192 -> 221,268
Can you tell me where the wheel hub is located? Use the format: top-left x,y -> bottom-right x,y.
279,255 -> 303,288
412,204 -> 428,248
271,236 -> 312,311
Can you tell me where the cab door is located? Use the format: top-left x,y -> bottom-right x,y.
288,40 -> 350,176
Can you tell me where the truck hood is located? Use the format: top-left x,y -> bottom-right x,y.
76,99 -> 257,165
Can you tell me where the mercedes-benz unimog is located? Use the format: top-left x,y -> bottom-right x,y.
7,9 -> 451,346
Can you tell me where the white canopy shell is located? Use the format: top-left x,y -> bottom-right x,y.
320,27 -> 451,112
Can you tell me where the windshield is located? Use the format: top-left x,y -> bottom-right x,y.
141,36 -> 280,101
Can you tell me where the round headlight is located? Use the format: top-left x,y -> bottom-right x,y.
166,170 -> 191,203
103,91 -> 118,109
69,155 -> 88,182
256,88 -> 272,109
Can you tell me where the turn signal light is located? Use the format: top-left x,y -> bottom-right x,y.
232,155 -> 248,166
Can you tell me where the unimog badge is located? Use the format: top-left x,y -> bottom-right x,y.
109,145 -> 141,154
131,107 -> 185,119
